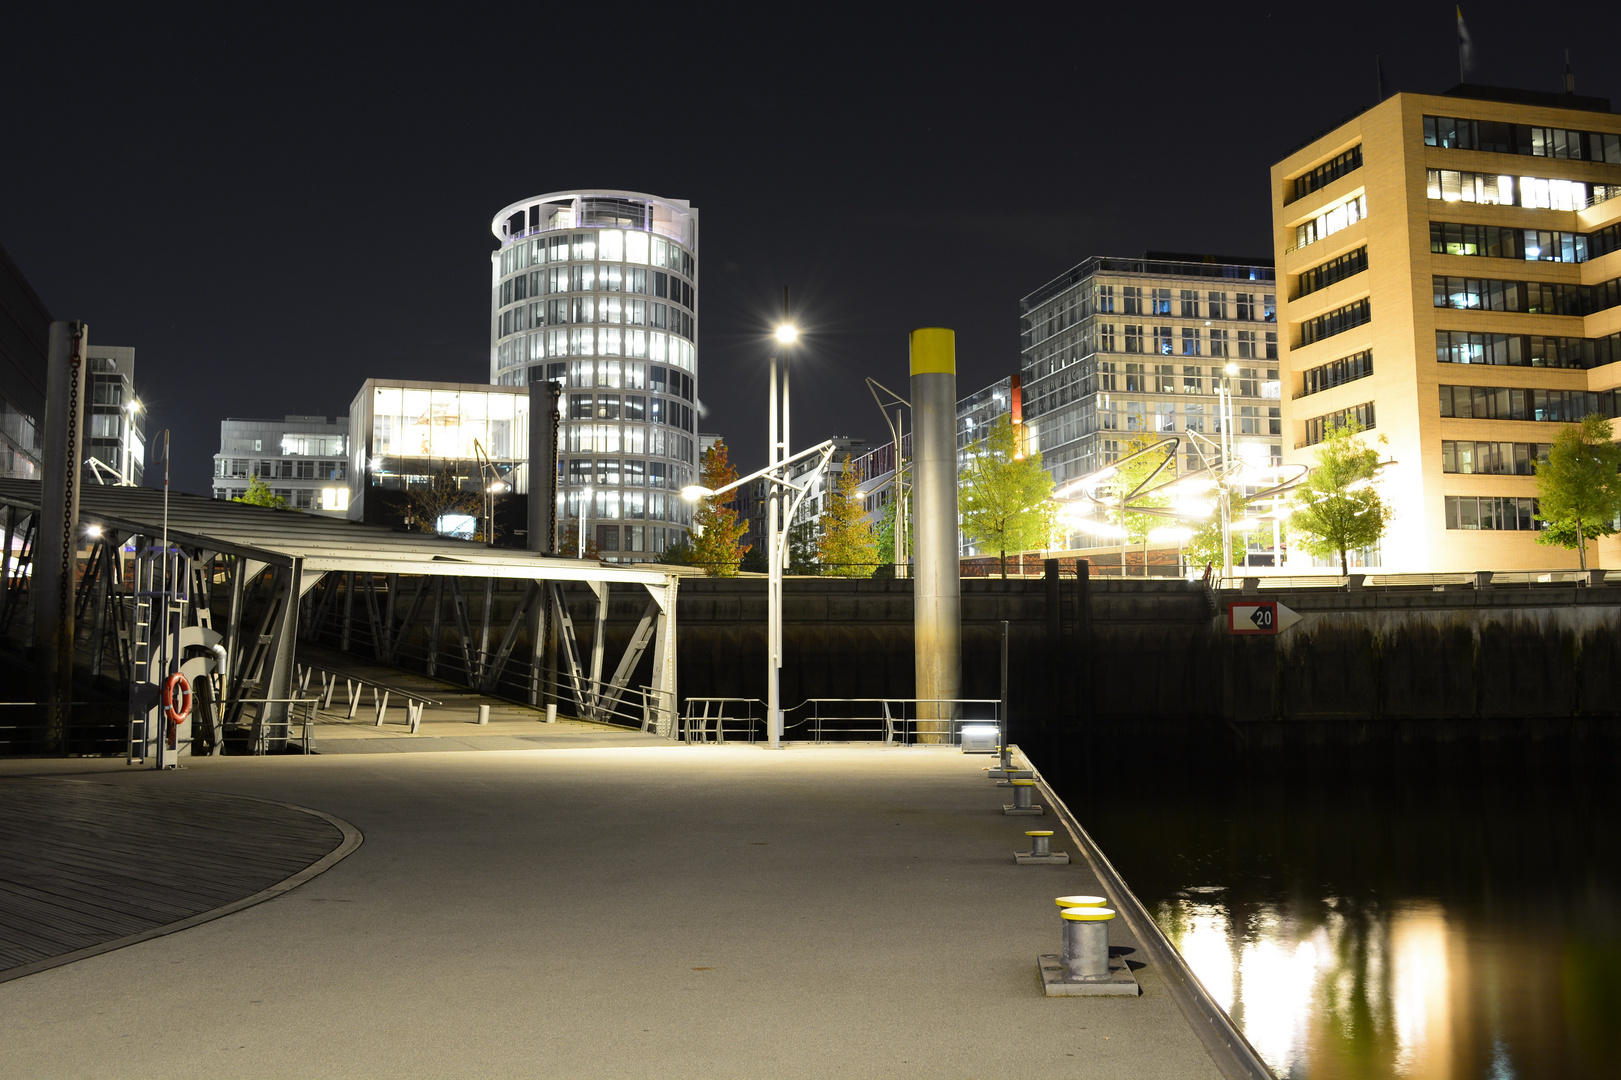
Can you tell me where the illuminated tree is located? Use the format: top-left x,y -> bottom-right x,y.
689,441 -> 751,577
816,456 -> 878,577
234,477 -> 287,510
1184,488 -> 1250,574
959,415 -> 1056,579
1288,420 -> 1392,575
405,465 -> 483,537
1107,432 -> 1175,576
1534,413 -> 1621,572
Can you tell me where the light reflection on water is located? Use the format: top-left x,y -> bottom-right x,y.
1158,897 -> 1456,1078
1032,734 -> 1621,1080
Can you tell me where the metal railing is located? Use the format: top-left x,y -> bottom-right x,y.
680,697 -> 1001,746
0,702 -> 126,756
296,662 -> 444,733
1211,569 -> 1616,592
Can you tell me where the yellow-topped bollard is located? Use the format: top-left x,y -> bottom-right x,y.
1054,895 -> 1108,908
910,328 -> 959,744
1004,777 -> 1042,816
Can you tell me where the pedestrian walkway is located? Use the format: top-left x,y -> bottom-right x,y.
0,748 -> 1231,1079
293,641 -> 669,752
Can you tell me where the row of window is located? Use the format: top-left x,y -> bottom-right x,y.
1300,299 -> 1371,346
1099,363 -> 1277,397
1423,116 -> 1621,164
1299,350 -> 1372,397
1432,274 -> 1621,317
563,488 -> 691,524
499,266 -> 693,310
496,323 -> 697,363
567,394 -> 694,432
549,360 -> 693,397
498,230 -> 694,280
1438,384 -> 1620,422
215,458 -> 346,480
576,523 -> 675,555
1292,146 -> 1362,202
1441,440 -> 1547,475
1430,221 -> 1594,263
1444,496 -> 1543,531
1302,401 -> 1374,446
1295,193 -> 1367,250
1436,330 -> 1621,370
1426,169 -> 1620,211
1297,247 -> 1368,299
1110,325 -> 1276,358
1024,285 -> 1274,346
563,424 -> 694,464
1094,398 -> 1281,436
564,457 -> 683,488
497,301 -> 695,339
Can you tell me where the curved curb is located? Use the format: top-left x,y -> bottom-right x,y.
1018,747 -> 1276,1080
0,795 -> 363,986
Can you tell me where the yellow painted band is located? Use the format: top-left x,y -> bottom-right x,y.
1055,895 -> 1107,908
1061,907 -> 1116,922
1025,831 -> 1053,837
909,327 -> 955,375
1010,779 -> 1035,786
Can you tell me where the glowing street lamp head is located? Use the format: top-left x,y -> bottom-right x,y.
86,524 -> 103,538
1225,362 -> 1240,376
681,484 -> 714,503
124,399 -> 141,414
774,324 -> 798,345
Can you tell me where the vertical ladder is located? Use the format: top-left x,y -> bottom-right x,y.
127,554 -> 153,764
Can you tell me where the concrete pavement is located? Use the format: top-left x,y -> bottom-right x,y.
0,747 -> 1226,1079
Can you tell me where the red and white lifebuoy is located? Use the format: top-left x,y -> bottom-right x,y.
162,672 -> 192,725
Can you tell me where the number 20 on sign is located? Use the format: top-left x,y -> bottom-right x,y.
1228,600 -> 1301,635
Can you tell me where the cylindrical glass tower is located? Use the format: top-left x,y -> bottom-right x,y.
489,190 -> 698,563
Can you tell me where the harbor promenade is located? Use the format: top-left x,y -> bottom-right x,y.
1,745 -> 1234,1079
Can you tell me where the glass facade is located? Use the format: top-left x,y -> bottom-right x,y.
488,191 -> 697,561
1019,254 -> 1280,495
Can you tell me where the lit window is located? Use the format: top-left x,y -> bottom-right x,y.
321,487 -> 350,512
625,231 -> 649,265
598,230 -> 624,262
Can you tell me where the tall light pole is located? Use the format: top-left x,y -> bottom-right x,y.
578,485 -> 592,558
122,398 -> 141,485
768,312 -> 798,747
1219,361 -> 1239,583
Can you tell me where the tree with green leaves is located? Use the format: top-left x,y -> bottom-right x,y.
689,441 -> 751,577
405,465 -> 483,537
1108,432 -> 1175,576
1184,487 -> 1250,574
1288,420 -> 1393,575
786,519 -> 819,575
234,477 -> 288,510
871,494 -> 898,577
959,414 -> 1056,579
816,456 -> 877,577
1534,413 -> 1621,572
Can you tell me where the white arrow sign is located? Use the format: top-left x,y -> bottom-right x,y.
1228,601 -> 1303,635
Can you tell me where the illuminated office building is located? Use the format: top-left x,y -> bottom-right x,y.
1019,254 -> 1280,551
1273,84 -> 1621,571
213,415 -> 349,515
85,346 -> 144,486
488,190 -> 698,561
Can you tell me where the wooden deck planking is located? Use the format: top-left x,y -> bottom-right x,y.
0,778 -> 344,975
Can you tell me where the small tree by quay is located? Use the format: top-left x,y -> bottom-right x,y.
406,465 -> 484,537
1534,413 -> 1621,572
233,477 -> 288,510
1108,432 -> 1174,576
816,455 -> 878,577
1184,487 -> 1251,574
1288,419 -> 1393,575
689,441 -> 751,577
959,415 -> 1056,579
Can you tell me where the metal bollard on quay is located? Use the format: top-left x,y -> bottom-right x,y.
1038,895 -> 1140,997
1015,829 -> 1070,865
1003,778 -> 1043,816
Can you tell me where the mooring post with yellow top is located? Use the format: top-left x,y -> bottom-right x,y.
909,328 -> 960,743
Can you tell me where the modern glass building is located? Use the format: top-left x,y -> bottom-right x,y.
1018,253 -> 1280,550
213,415 -> 350,515
488,191 -> 698,561
85,346 -> 144,485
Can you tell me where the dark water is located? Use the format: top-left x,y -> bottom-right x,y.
1028,731 -> 1621,1080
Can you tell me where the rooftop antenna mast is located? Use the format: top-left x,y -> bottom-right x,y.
1565,49 -> 1575,94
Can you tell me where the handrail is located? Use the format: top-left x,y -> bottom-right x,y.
1023,747 -> 1276,1080
297,662 -> 444,707
679,697 -> 1001,746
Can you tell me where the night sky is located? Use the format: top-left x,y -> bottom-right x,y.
5,4 -> 1618,496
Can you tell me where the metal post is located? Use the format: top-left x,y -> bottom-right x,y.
34,321 -> 89,753
767,354 -> 781,748
528,379 -> 561,554
999,618 -> 1009,758
909,329 -> 960,742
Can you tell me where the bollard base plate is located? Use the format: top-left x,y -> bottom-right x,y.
1038,954 -> 1140,997
1003,804 -> 1044,816
1015,850 -> 1071,864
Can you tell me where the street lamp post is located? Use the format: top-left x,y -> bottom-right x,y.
1218,362 -> 1240,583
767,318 -> 797,746
579,486 -> 592,558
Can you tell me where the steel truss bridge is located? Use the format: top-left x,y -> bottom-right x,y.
0,480 -> 682,753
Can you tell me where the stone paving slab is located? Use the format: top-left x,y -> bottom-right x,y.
0,748 -> 1225,1080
